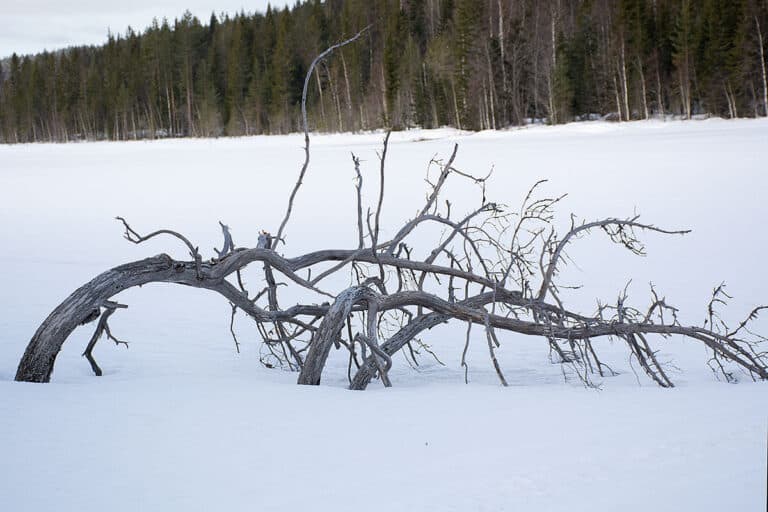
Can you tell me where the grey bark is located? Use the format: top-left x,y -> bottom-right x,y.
298,286 -> 377,385
16,255 -> 183,382
14,121 -> 768,390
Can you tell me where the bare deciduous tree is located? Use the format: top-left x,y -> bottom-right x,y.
14,32 -> 768,389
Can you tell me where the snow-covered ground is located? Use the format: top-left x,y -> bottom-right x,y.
1,119 -> 766,511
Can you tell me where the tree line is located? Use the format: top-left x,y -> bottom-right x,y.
0,0 -> 767,143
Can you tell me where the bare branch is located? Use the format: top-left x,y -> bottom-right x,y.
116,216 -> 203,278
82,301 -> 129,377
537,217 -> 690,301
275,25 -> 372,245
214,221 -> 235,259
352,152 -> 365,249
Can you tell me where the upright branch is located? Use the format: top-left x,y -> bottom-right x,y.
372,131 -> 391,253
275,25 -> 372,245
352,153 -> 365,249
214,221 -> 235,259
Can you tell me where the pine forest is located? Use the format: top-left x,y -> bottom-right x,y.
1,0 -> 767,143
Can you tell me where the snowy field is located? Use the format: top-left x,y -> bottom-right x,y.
1,119 -> 767,510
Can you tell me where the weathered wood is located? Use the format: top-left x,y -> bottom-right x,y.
275,26 -> 372,245
214,221 -> 235,258
13,128 -> 768,389
297,286 -> 377,385
16,255 -> 183,382
82,302 -> 129,376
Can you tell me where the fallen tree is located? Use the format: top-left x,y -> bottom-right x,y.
15,130 -> 768,388
15,33 -> 768,389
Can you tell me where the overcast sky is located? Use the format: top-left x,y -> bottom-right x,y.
1,0 -> 293,58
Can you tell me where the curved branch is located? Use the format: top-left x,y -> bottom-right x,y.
116,216 -> 202,278
537,217 -> 690,301
275,25 -> 372,244
16,255 -> 183,382
298,285 -> 377,385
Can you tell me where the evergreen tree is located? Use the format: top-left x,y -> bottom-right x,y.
0,0 -> 764,143
452,0 -> 480,128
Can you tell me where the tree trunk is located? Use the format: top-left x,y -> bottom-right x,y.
15,255 -> 183,383
756,16 -> 768,117
314,67 -> 327,130
297,286 -> 376,385
497,0 -> 508,96
340,52 -> 354,129
548,14 -> 557,124
655,53 -> 665,119
486,42 -> 498,129
638,58 -> 649,120
451,78 -> 462,130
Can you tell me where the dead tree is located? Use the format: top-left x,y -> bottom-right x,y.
14,33 -> 768,389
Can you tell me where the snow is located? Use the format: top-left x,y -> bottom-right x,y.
1,118 -> 767,510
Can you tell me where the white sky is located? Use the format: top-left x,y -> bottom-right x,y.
0,0 -> 293,58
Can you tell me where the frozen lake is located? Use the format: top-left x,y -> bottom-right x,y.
1,119 -> 766,510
